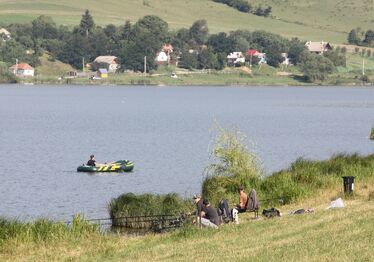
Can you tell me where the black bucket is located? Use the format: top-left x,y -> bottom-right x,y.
342,176 -> 355,194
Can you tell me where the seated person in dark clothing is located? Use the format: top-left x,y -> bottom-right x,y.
201,199 -> 220,228
87,155 -> 97,166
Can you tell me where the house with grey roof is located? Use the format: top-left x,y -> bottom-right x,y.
93,56 -> 120,72
305,41 -> 333,54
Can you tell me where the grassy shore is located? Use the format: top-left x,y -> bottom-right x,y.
1,183 -> 374,261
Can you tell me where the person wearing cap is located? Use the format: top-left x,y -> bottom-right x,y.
87,155 -> 97,167
192,194 -> 204,225
201,199 -> 220,229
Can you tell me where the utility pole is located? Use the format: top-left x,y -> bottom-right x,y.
15,58 -> 18,75
362,58 -> 365,76
82,57 -> 85,73
144,56 -> 147,75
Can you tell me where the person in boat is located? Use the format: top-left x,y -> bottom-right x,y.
87,155 -> 97,167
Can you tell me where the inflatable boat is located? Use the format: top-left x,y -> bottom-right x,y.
77,160 -> 134,173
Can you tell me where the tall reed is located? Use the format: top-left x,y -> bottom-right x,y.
108,193 -> 193,228
0,215 -> 99,244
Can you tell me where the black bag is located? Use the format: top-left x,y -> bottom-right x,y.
262,208 -> 281,218
217,199 -> 232,223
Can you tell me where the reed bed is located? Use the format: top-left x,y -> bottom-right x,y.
0,215 -> 100,246
109,193 -> 194,228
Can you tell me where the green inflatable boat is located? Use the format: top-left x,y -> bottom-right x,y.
77,160 -> 134,173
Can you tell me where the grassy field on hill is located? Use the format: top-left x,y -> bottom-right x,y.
252,0 -> 374,35
1,0 -> 372,43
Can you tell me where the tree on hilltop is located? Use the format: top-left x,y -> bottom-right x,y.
79,10 -> 95,36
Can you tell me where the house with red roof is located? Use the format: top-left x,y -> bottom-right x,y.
9,63 -> 34,77
246,49 -> 267,65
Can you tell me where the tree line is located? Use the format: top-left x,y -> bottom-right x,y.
0,10 -> 346,82
347,28 -> 374,47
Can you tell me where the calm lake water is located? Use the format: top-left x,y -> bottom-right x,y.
0,85 -> 373,221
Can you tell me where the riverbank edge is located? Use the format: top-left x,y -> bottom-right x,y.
1,183 -> 374,261
1,81 -> 373,87
2,71 -> 373,87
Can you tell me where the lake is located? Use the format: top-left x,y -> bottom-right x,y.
0,85 -> 373,221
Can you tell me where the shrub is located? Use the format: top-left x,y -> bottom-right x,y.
108,193 -> 193,228
202,126 -> 262,205
299,50 -> 335,82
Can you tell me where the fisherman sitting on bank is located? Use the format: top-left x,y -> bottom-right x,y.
231,185 -> 248,224
200,199 -> 220,229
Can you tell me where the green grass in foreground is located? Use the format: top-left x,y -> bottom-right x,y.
1,185 -> 374,261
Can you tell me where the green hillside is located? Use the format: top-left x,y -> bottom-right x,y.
0,0 -> 372,43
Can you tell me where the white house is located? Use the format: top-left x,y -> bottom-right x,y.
227,52 -> 245,65
93,56 -> 119,72
9,63 -> 34,77
156,51 -> 168,63
0,28 -> 11,41
155,44 -> 174,64
281,53 -> 292,66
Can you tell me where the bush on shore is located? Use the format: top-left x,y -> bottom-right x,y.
202,127 -> 374,206
202,126 -> 262,205
0,63 -> 17,83
108,193 -> 194,228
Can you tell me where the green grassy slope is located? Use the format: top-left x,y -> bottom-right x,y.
252,0 -> 374,36
1,0 -> 371,43
1,186 -> 374,261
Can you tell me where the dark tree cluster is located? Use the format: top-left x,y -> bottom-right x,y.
212,0 -> 272,17
348,28 -> 374,47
